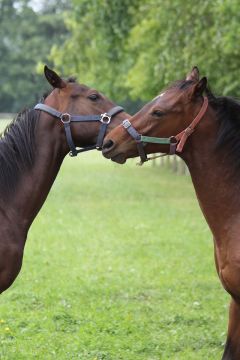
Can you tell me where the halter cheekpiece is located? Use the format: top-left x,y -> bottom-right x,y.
34,103 -> 124,156
122,96 -> 209,165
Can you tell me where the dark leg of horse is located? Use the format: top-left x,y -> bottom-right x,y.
0,244 -> 23,294
222,299 -> 240,360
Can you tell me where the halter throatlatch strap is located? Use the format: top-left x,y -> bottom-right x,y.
61,114 -> 78,156
34,104 -> 124,156
121,96 -> 209,165
174,96 -> 209,152
96,106 -> 124,150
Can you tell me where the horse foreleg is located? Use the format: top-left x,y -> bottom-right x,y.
0,243 -> 23,294
222,298 -> 240,360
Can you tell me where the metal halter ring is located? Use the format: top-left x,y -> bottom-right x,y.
60,113 -> 71,124
100,113 -> 111,124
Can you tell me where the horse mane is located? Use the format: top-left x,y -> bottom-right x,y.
0,109 -> 39,200
0,78 -> 78,201
67,76 -> 76,83
210,94 -> 240,172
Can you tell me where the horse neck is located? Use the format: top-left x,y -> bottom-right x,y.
3,112 -> 68,233
181,106 -> 240,239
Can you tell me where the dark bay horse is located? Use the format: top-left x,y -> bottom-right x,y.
102,67 -> 240,359
0,66 -> 128,294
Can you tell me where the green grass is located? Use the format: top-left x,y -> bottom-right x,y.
0,120 -> 11,133
0,151 -> 228,359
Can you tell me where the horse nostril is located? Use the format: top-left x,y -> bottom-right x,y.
102,139 -> 115,151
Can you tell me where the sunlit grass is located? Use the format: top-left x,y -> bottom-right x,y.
0,150 -> 228,359
0,119 -> 12,133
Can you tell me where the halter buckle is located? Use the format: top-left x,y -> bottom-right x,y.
170,136 -> 178,144
100,113 -> 111,124
60,113 -> 71,124
122,119 -> 132,129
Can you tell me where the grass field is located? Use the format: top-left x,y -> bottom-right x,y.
0,120 -> 11,133
0,120 -> 229,359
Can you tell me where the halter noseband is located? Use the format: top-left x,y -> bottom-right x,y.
122,96 -> 209,165
34,103 -> 124,156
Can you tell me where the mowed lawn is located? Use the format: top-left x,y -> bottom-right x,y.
0,119 -> 228,359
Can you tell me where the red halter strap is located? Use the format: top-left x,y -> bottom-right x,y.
174,96 -> 209,152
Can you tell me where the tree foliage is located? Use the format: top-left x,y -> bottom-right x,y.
0,0 -> 70,112
126,0 -> 240,99
2,0 -> 240,111
51,0 -> 240,104
50,0 -> 140,102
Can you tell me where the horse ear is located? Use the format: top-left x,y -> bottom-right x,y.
191,77 -> 208,97
186,66 -> 200,82
44,65 -> 67,89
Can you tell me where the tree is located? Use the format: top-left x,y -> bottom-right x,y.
0,0 -> 70,112
51,0 -> 240,105
125,0 -> 240,99
50,0 -> 140,103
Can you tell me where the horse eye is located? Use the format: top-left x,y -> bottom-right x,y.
88,93 -> 99,101
152,110 -> 164,117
